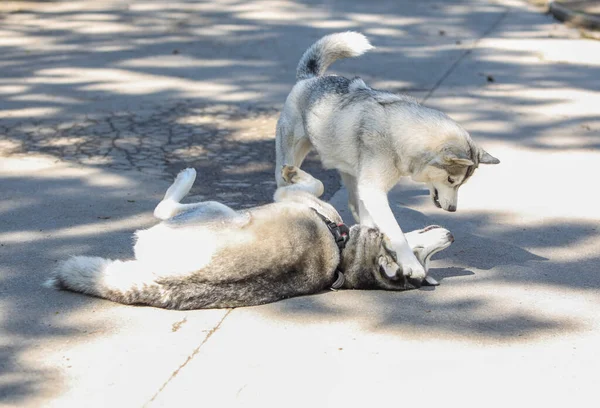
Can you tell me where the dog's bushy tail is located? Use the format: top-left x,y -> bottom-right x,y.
296,32 -> 373,81
46,256 -> 165,306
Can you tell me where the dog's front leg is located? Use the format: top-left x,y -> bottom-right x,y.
357,185 -> 426,281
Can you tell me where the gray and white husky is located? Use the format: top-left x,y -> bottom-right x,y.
46,167 -> 453,310
275,31 -> 499,283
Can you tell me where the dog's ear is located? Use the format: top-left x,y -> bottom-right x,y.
479,149 -> 500,165
447,156 -> 475,167
378,256 -> 400,278
432,151 -> 474,168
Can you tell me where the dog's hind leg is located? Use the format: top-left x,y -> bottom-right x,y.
154,168 -> 235,220
274,165 -> 342,223
275,120 -> 313,187
164,168 -> 196,202
153,168 -> 223,220
153,168 -> 250,226
164,201 -> 245,228
274,165 -> 324,201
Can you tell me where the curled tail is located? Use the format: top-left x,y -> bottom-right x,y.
46,256 -> 165,307
296,31 -> 373,81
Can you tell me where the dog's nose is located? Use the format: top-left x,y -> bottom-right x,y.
447,205 -> 456,212
447,232 -> 455,243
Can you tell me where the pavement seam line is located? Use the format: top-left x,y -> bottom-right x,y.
421,8 -> 510,104
144,308 -> 234,406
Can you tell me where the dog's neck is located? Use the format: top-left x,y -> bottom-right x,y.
338,226 -> 381,289
311,209 -> 350,253
311,209 -> 350,289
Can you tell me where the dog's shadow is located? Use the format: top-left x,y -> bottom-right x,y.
418,267 -> 475,291
333,190 -> 548,276
432,266 -> 474,280
434,266 -> 475,281
444,229 -> 547,270
388,204 -> 549,270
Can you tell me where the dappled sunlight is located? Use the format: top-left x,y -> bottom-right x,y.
3,0 -> 595,140
347,13 -> 422,26
118,56 -> 273,69
532,127 -> 600,148
0,0 -> 515,122
255,279 -> 590,344
1,0 -> 600,405
396,204 -> 599,266
488,38 -> 600,66
223,161 -> 272,174
35,67 -> 240,96
0,198 -> 38,217
0,212 -> 154,245
392,146 -> 599,220
529,233 -> 600,262
9,93 -> 83,105
0,160 -> 179,403
1,106 -> 62,119
1,158 -> 134,187
0,84 -> 30,95
428,87 -> 600,150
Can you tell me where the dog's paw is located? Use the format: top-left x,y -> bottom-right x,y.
402,263 -> 427,281
281,165 -> 299,184
175,168 -> 197,184
282,165 -> 317,185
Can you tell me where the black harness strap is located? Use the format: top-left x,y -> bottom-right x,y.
311,209 -> 350,252
311,208 -> 350,290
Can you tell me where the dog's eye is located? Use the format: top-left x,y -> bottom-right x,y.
412,246 -> 424,256
447,176 -> 455,184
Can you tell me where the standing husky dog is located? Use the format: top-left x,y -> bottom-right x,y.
47,167 -> 453,310
275,32 -> 499,282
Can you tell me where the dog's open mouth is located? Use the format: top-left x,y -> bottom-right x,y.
420,225 -> 442,233
432,188 -> 442,208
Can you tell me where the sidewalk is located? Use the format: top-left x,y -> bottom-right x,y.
549,1 -> 600,30
1,1 -> 599,407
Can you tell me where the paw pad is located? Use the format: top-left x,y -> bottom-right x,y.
281,165 -> 298,183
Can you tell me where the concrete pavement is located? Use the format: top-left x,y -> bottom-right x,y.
1,0 -> 599,407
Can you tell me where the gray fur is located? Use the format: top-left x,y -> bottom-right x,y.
296,31 -> 373,81
276,32 -> 498,282
46,167 -> 453,310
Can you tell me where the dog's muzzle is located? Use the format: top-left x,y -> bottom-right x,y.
432,188 -> 441,208
419,225 -> 442,233
432,189 -> 457,212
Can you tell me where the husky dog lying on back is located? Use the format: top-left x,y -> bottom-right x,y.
275,32 -> 499,284
47,167 -> 453,310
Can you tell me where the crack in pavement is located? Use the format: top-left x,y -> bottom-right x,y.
421,7 -> 511,104
144,309 -> 234,407
0,101 -> 341,206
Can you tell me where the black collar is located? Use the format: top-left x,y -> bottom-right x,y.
311,209 -> 350,252
311,208 -> 350,290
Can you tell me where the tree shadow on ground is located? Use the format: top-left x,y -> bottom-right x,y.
1,0 -> 599,404
264,211 -> 595,343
